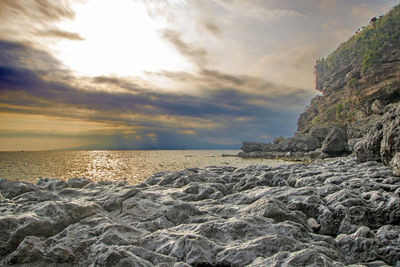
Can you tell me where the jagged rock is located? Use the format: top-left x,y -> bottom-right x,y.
240,141 -> 278,152
286,133 -> 320,152
348,138 -> 361,152
352,103 -> 400,175
322,127 -> 350,156
0,179 -> 36,199
1,157 -> 400,266
354,121 -> 384,162
240,133 -> 319,158
273,136 -> 284,144
380,104 -> 400,166
307,217 -> 320,231
310,125 -> 335,145
371,99 -> 384,114
240,141 -> 263,152
390,152 -> 400,176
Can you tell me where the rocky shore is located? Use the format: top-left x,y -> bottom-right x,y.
239,4 -> 400,176
239,103 -> 400,177
1,156 -> 400,266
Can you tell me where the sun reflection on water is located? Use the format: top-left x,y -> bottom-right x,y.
0,150 -> 290,185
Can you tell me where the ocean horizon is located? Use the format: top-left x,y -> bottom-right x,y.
0,150 -> 290,185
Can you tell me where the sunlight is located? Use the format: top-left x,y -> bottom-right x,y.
52,0 -> 191,77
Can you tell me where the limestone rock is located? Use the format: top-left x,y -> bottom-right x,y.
1,158 -> 400,266
322,127 -> 350,156
390,152 -> 400,176
371,99 -> 384,115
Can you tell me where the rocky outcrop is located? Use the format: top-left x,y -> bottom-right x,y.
239,125 -> 350,160
241,5 -> 400,174
298,5 -> 400,133
1,157 -> 400,266
354,103 -> 400,172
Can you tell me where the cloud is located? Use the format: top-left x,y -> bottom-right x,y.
319,0 -> 337,10
35,29 -> 84,41
351,3 -> 377,18
0,0 -> 78,44
0,0 -> 75,23
200,21 -> 222,37
252,45 -> 321,89
0,40 -> 315,149
212,0 -> 306,20
162,30 -> 208,67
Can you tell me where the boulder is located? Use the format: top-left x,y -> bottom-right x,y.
287,133 -> 320,152
353,103 -> 400,175
310,125 -> 335,145
380,104 -> 400,166
321,127 -> 349,156
272,136 -> 284,144
241,141 -> 278,153
241,141 -> 263,152
353,128 -> 382,162
371,99 -> 384,115
390,152 -> 400,176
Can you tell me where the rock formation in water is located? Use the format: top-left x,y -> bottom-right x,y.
1,157 -> 400,266
239,5 -> 400,175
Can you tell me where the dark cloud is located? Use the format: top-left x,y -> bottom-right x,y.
162,30 -> 208,67
200,69 -> 244,86
201,22 -> 222,37
0,40 -> 314,149
35,29 -> 84,41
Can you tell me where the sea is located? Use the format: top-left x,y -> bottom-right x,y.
0,150 -> 291,185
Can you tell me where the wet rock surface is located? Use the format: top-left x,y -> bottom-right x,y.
1,157 -> 400,266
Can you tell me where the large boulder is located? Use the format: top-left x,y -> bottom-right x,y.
390,152 -> 400,176
310,125 -> 335,146
371,99 -> 384,115
380,104 -> 400,166
353,122 -> 383,162
241,141 -> 278,153
353,103 -> 400,175
241,141 -> 263,152
287,133 -> 320,152
322,127 -> 350,156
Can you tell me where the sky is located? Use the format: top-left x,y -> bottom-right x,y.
0,0 -> 398,151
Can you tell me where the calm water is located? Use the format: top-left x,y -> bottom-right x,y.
0,150 -> 290,184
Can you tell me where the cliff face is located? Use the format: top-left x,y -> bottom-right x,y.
240,5 -> 400,175
298,5 -> 400,133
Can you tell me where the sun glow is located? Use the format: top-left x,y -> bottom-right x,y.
51,0 -> 191,77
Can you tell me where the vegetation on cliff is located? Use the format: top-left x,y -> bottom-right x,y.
315,4 -> 400,92
298,4 -> 400,132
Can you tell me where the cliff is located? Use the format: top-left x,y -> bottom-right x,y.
240,5 -> 400,176
298,5 -> 400,132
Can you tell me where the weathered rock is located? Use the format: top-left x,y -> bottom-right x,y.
371,99 -> 384,115
352,103 -> 400,174
322,127 -> 350,156
391,152 -> 400,176
240,132 -> 320,158
380,104 -> 400,166
273,136 -> 284,144
310,125 -> 336,145
1,157 -> 399,266
286,132 -> 320,152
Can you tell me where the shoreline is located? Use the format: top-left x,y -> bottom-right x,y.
1,156 -> 399,266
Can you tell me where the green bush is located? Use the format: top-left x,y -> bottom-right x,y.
347,77 -> 359,88
315,5 -> 400,80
